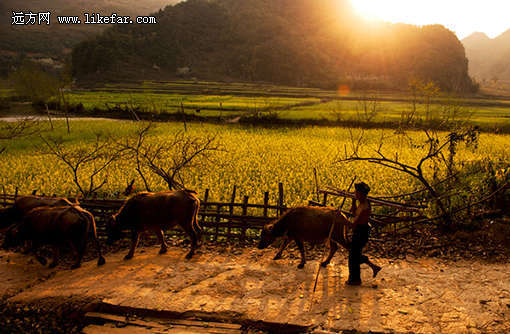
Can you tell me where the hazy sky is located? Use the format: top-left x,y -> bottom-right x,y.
350,0 -> 510,39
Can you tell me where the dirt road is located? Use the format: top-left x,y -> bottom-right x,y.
1,246 -> 509,333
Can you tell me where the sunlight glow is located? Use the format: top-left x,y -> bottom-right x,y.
350,0 -> 510,39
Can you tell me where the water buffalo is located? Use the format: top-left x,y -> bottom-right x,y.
107,189 -> 201,260
258,206 -> 350,268
0,196 -> 75,231
3,205 -> 106,269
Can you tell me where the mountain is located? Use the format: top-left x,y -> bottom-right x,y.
0,0 -> 180,75
71,0 -> 476,92
462,29 -> 510,80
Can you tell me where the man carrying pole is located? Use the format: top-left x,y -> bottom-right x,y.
346,182 -> 381,286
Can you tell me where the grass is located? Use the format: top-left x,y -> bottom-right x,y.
2,79 -> 510,132
0,89 -> 13,98
57,87 -> 510,131
63,91 -> 318,113
281,100 -> 510,126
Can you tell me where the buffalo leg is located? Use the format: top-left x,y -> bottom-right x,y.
71,238 -> 86,269
273,238 -> 290,260
296,240 -> 306,269
49,246 -> 59,269
90,221 -> 106,266
155,229 -> 168,254
32,241 -> 47,266
125,231 -> 140,260
22,240 -> 33,254
321,240 -> 338,267
182,224 -> 197,259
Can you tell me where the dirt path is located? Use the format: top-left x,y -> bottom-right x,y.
1,246 -> 509,333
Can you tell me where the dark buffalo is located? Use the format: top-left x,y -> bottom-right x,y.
0,196 -> 75,231
258,206 -> 350,268
3,205 -> 106,269
107,190 -> 201,260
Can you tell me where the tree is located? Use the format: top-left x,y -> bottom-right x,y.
40,134 -> 124,198
0,117 -> 40,154
117,122 -> 222,191
9,61 -> 60,130
338,125 -> 480,230
356,94 -> 381,123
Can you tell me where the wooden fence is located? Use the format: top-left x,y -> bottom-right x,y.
0,183 -> 289,242
1,181 -> 442,242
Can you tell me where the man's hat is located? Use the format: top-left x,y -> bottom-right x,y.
355,182 -> 370,195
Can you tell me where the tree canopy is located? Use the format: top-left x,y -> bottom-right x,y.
72,0 -> 477,92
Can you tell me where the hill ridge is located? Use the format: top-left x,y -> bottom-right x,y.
71,0 -> 476,92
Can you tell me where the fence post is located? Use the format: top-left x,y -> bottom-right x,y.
278,183 -> 284,216
228,185 -> 236,238
214,204 -> 221,242
263,191 -> 269,218
202,189 -> 209,239
322,192 -> 328,206
241,196 -> 249,241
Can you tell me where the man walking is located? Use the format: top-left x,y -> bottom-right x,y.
346,182 -> 381,286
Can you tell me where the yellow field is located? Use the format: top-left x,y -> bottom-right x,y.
0,120 -> 508,206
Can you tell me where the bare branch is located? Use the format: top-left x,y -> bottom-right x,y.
117,122 -> 223,191
40,133 -> 123,197
0,118 -> 41,154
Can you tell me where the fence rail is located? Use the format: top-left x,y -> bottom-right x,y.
0,181 -> 444,241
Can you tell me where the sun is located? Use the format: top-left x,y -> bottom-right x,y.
349,0 -> 425,23
349,0 -> 510,39
350,0 -> 391,21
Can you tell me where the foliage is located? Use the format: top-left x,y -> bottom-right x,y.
8,61 -> 60,105
71,0 -> 477,92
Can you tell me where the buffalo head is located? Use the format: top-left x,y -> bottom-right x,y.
257,224 -> 276,249
2,224 -> 23,249
106,215 -> 122,245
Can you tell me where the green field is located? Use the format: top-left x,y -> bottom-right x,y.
48,81 -> 510,131
1,119 -> 508,208
65,90 -> 318,114
2,80 -> 510,132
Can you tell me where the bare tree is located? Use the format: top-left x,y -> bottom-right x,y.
356,94 -> 381,123
116,122 -> 154,191
0,117 -> 40,154
40,134 -> 124,197
338,126 -> 480,229
403,78 -> 440,127
328,101 -> 344,122
118,122 -> 222,191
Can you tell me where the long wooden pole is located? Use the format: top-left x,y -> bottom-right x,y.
309,177 -> 356,310
323,186 -> 427,210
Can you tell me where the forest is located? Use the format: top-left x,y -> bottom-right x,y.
72,0 -> 478,92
